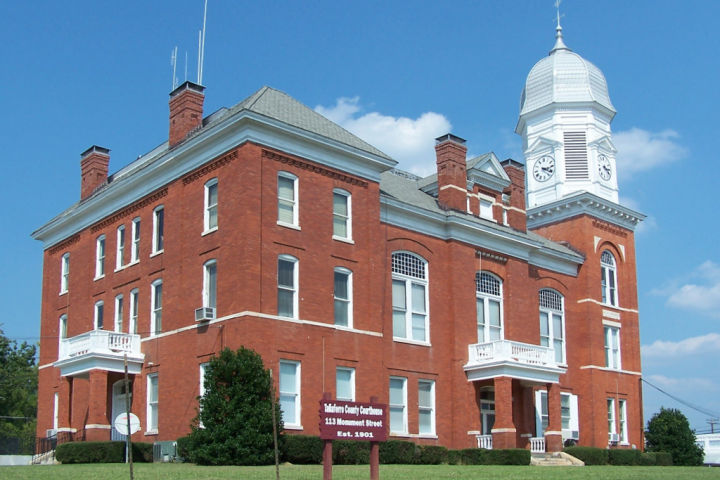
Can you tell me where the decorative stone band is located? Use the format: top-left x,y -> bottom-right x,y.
520,433 -> 533,438
544,431 -> 562,436
491,428 -> 517,433
577,298 -> 639,313
439,184 -> 467,193
57,427 -> 77,433
85,424 -> 112,430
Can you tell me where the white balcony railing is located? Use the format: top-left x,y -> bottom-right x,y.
468,340 -> 555,367
530,437 -> 545,453
476,434 -> 493,449
59,330 -> 141,360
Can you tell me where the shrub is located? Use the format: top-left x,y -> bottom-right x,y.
639,452 -> 657,466
414,445 -> 448,464
333,440 -> 370,464
608,448 -> 641,465
445,449 -> 461,465
379,440 -> 416,464
646,407 -> 703,466
176,435 -> 191,462
484,448 -> 530,465
55,441 -> 152,463
654,451 -> 673,466
282,435 -> 322,464
563,446 -> 608,465
457,448 -> 486,465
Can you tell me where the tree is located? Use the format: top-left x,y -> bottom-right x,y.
645,407 -> 704,466
183,347 -> 283,465
0,326 -> 38,454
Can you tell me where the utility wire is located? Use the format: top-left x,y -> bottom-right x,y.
642,377 -> 720,419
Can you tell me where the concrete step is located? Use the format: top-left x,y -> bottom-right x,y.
531,452 -> 584,467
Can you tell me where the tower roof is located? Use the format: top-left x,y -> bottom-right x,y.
518,26 -> 615,120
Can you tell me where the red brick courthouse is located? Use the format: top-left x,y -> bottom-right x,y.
33,27 -> 644,453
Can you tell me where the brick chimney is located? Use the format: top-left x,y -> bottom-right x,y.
500,159 -> 527,231
435,134 -> 468,211
169,81 -> 205,148
80,146 -> 110,200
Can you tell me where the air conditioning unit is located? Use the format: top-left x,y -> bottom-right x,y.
609,433 -> 620,443
195,307 -> 216,322
46,429 -> 57,438
571,430 -> 580,440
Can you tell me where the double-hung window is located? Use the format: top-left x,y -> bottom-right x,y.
198,363 -> 210,427
114,295 -> 123,332
539,289 -> 565,363
391,252 -> 429,343
535,391 -> 579,438
151,279 -> 163,335
607,398 -> 617,443
204,179 -> 218,232
60,253 -> 70,294
389,376 -> 407,434
279,360 -> 301,428
94,301 -> 104,330
58,314 -> 68,352
116,225 -> 125,269
333,267 -> 352,327
277,172 -> 298,227
203,260 -> 217,310
601,250 -> 618,306
131,217 -> 140,263
604,325 -> 621,370
476,272 -> 503,343
618,399 -> 628,444
152,206 -> 164,254
278,255 -> 298,318
336,367 -> 355,401
129,288 -> 139,334
95,236 -> 105,278
147,374 -> 158,433
332,189 -> 351,240
418,380 -> 436,436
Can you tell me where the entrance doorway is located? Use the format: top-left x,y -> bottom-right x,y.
111,380 -> 132,441
480,390 -> 495,435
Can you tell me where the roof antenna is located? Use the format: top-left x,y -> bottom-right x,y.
197,0 -> 208,85
170,46 -> 178,90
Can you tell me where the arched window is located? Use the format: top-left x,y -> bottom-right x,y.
476,272 -> 503,343
391,252 -> 429,342
539,289 -> 565,363
601,250 -> 618,306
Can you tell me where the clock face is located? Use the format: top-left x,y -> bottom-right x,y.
533,155 -> 555,182
598,154 -> 612,181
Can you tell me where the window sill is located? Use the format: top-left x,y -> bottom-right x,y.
284,425 -> 303,431
202,227 -> 218,237
332,235 -> 354,244
277,221 -> 301,231
393,337 -> 431,347
94,274 -> 105,281
127,259 -> 139,268
114,265 -> 126,273
59,290 -> 68,296
389,432 -> 410,438
144,430 -> 158,436
150,250 -> 164,258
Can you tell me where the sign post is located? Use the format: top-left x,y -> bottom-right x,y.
319,393 -> 387,480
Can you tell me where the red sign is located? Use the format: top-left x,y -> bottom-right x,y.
319,399 -> 387,442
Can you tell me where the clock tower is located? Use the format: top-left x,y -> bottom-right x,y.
517,24 -> 619,208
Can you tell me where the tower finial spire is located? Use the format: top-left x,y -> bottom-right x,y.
550,0 -> 570,54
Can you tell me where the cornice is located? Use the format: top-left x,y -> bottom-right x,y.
527,192 -> 645,232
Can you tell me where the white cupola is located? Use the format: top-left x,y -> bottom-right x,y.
517,24 -> 619,208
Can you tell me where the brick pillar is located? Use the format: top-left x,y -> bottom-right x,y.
85,370 -> 111,441
57,377 -> 71,429
545,383 -> 563,452
492,377 -> 516,449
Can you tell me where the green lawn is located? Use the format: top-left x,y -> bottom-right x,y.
2,464 -> 719,480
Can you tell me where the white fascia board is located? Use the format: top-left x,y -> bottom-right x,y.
463,362 -> 565,384
527,192 -> 646,232
33,111 -> 396,249
516,101 -> 616,134
380,197 -> 583,276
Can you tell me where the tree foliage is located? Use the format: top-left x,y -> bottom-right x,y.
0,326 -> 38,454
182,347 -> 283,465
645,407 -> 704,466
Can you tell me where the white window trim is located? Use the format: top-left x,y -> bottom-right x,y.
336,366 -> 355,402
146,373 -> 158,434
535,391 -> 579,440
131,217 -> 140,264
601,250 -> 618,306
152,206 -> 164,255
114,295 -> 124,333
279,360 -> 302,429
151,279 -> 163,336
198,363 -> 209,428
333,267 -> 353,328
418,379 -> 436,436
203,178 -> 218,234
478,192 -> 495,220
129,288 -> 139,335
604,325 -> 621,370
277,171 -> 299,229
539,289 -> 566,365
389,376 -> 408,435
115,225 -> 126,271
332,188 -> 352,242
277,255 -> 299,319
607,398 -> 617,442
391,252 -> 430,344
58,314 -> 68,353
53,392 -> 59,431
94,301 -> 104,330
203,259 -> 217,310
95,236 -> 105,279
619,399 -> 628,444
60,253 -> 70,294
476,272 -> 504,343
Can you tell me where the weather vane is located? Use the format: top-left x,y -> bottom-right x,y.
554,0 -> 565,28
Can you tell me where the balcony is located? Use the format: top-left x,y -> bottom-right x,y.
463,340 -> 566,384
54,330 -> 144,377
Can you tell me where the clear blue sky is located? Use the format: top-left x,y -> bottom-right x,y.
2,1 -> 719,432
